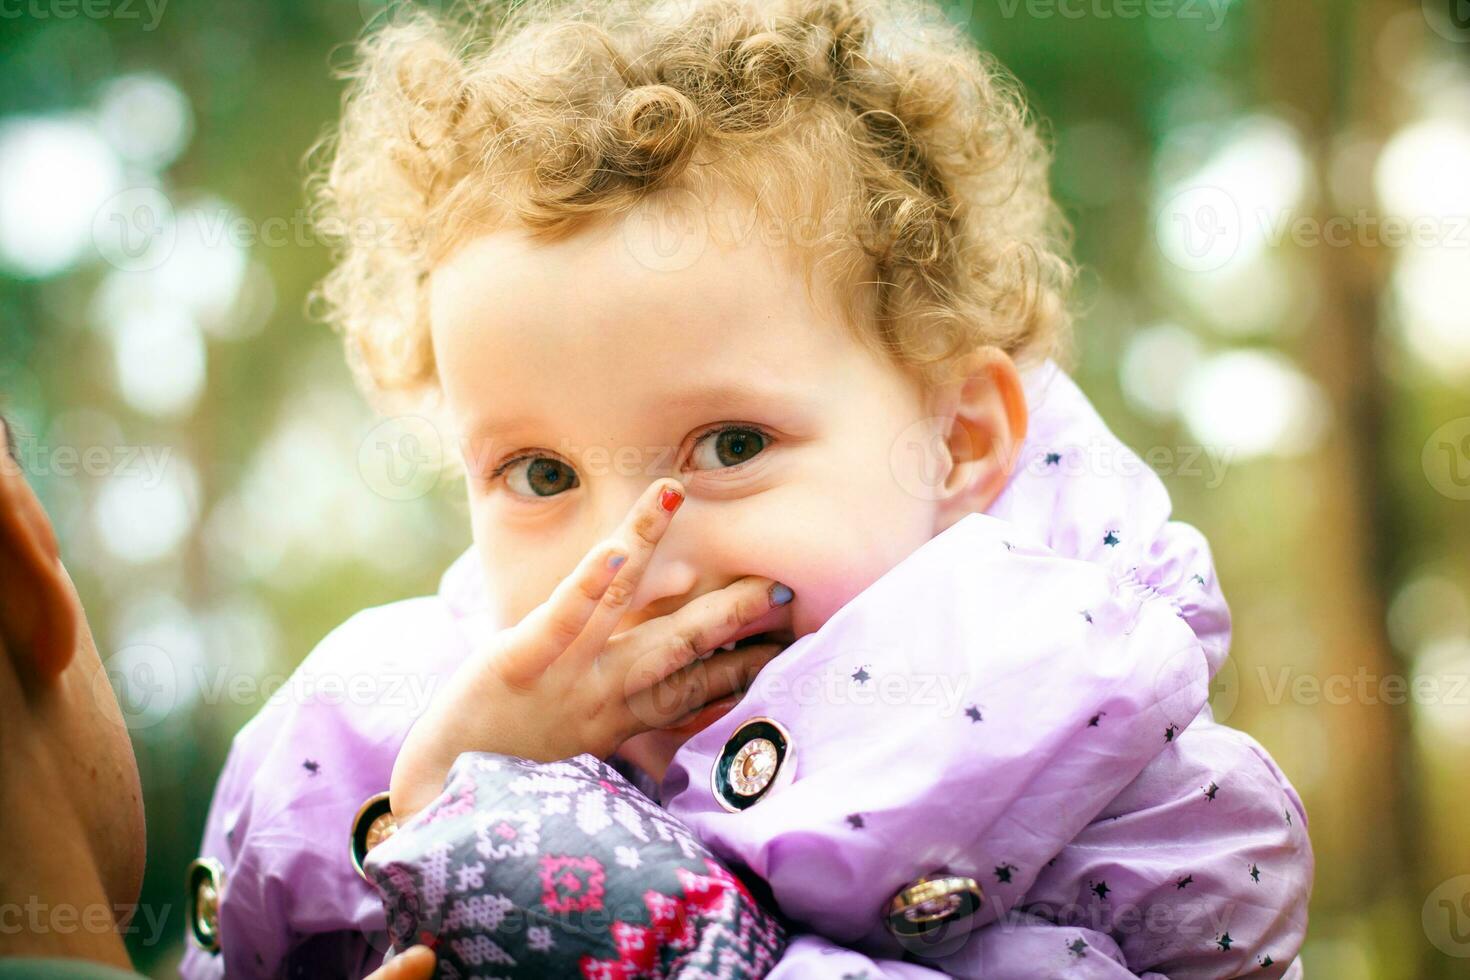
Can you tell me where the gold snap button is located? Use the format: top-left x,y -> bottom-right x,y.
730,737 -> 779,796
186,858 -> 225,953
712,717 -> 795,812
350,791 -> 397,880
885,875 -> 984,939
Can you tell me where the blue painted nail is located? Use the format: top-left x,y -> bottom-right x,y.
607,554 -> 626,569
770,583 -> 794,606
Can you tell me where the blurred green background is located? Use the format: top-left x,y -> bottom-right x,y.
2,0 -> 1468,976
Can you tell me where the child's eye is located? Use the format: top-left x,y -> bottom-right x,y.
689,426 -> 768,471
502,456 -> 579,497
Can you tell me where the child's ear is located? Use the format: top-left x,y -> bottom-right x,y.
928,347 -> 1029,528
0,446 -> 79,684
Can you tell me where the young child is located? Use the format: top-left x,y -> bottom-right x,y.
182,0 -> 1313,976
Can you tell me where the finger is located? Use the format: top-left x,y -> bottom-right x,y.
565,477 -> 686,665
608,575 -> 793,694
503,538 -> 629,687
626,641 -> 786,732
364,945 -> 435,980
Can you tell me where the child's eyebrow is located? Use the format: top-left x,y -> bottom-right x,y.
657,379 -> 816,416
469,380 -> 815,444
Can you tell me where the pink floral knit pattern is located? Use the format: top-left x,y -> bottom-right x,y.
364,752 -> 786,979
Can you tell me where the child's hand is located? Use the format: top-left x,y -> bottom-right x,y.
391,478 -> 794,821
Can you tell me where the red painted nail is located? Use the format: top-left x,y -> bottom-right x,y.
660,487 -> 683,513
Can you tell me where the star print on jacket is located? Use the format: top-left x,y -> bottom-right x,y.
994,863 -> 1017,883
184,362 -> 1313,980
1087,711 -> 1105,727
1165,723 -> 1179,741
1103,530 -> 1121,547
1204,781 -> 1220,801
850,666 -> 871,685
991,706 -> 1311,979
1250,863 -> 1261,883
846,814 -> 864,830
1066,937 -> 1088,957
302,759 -> 320,776
1215,932 -> 1234,951
1045,452 -> 1062,466
965,704 -> 984,723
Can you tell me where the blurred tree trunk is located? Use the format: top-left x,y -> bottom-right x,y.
1256,0 -> 1431,976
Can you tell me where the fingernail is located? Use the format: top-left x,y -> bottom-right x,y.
607,553 -> 626,570
659,486 -> 683,513
769,583 -> 794,606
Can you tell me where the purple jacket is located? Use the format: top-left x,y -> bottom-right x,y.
181,363 -> 1313,978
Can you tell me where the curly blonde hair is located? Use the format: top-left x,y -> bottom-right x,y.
307,0 -> 1074,406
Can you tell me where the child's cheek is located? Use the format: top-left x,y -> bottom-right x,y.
778,558 -> 884,640
772,519 -> 935,640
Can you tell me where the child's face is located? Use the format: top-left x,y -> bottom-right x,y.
430,193 -> 962,764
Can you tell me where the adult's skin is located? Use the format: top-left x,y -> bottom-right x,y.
0,415 -> 432,980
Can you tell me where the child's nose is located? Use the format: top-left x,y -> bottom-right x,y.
625,540 -> 701,629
